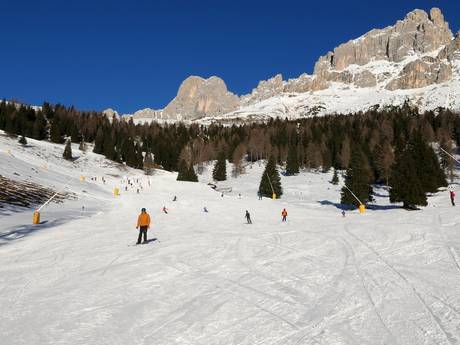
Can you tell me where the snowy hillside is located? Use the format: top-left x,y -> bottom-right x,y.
1,134 -> 460,344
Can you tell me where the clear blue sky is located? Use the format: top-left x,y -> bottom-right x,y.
1,0 -> 458,114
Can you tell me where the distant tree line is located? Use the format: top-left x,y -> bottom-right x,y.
0,100 -> 457,207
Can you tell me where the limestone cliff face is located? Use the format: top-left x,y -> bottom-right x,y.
161,76 -> 239,120
243,7 -> 458,104
131,8 -> 460,120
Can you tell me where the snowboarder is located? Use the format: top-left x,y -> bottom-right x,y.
281,208 -> 288,222
173,195 -> 177,202
162,206 -> 168,214
245,210 -> 252,224
450,190 -> 456,206
136,208 -> 151,244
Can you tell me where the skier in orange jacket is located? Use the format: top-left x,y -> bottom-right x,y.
281,208 -> 288,222
136,208 -> 151,244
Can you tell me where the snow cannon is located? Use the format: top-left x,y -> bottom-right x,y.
359,204 -> 365,214
33,211 -> 40,224
113,188 -> 120,196
272,193 -> 277,200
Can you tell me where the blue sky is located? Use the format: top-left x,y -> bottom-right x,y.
0,0 -> 458,113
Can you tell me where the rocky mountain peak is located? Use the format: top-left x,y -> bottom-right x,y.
161,76 -> 239,120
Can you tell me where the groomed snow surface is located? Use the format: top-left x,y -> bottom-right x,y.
1,133 -> 460,345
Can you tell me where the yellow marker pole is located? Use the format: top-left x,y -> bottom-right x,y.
33,211 -> 40,224
272,193 -> 277,200
113,187 -> 120,196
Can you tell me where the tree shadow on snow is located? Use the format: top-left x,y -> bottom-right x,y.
0,218 -> 68,245
318,200 -> 401,211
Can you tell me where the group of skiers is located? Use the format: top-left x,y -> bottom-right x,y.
135,193 -> 291,244
134,188 -> 458,244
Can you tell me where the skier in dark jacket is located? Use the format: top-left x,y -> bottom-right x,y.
245,210 -> 252,224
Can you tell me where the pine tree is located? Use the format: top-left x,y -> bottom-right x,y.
410,132 -> 447,193
258,156 -> 283,198
389,144 -> 427,209
50,117 -> 63,144
93,128 -> 104,154
18,135 -> 27,146
286,144 -> 299,175
340,148 -> 373,207
212,152 -> 227,181
63,139 -> 73,160
331,169 -> 339,185
177,159 -> 198,182
32,111 -> 47,140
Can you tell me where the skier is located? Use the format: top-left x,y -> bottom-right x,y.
162,206 -> 168,214
136,208 -> 151,244
238,193 -> 241,199
203,207 -> 208,213
245,210 -> 252,224
173,195 -> 177,202
342,210 -> 346,218
450,190 -> 456,206
257,191 -> 262,200
281,208 -> 288,222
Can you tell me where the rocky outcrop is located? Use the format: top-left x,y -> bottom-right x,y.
438,31 -> 460,61
162,76 -> 239,119
314,8 -> 452,73
386,57 -> 452,90
102,108 -> 119,119
241,74 -> 284,105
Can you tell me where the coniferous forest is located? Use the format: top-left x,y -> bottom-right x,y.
1,100 -> 458,208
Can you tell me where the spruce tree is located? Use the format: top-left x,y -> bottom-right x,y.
286,144 -> 299,175
340,148 -> 373,207
212,152 -> 227,181
32,112 -> 47,140
410,132 -> 447,193
93,128 -> 104,154
258,156 -> 283,198
177,159 -> 198,182
389,145 -> 427,209
63,139 -> 73,160
50,117 -> 63,144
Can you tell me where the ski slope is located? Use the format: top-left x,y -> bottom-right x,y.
1,135 -> 460,345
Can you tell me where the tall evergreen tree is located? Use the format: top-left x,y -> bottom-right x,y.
410,132 -> 447,193
63,139 -> 73,160
389,144 -> 427,209
212,152 -> 227,181
258,156 -> 283,198
177,159 -> 198,182
50,117 -> 63,144
286,144 -> 299,175
93,128 -> 104,154
32,111 -> 47,140
340,148 -> 373,207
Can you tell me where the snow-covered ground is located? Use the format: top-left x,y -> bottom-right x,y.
1,134 -> 460,345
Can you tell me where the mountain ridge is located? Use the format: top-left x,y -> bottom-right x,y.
110,7 -> 460,123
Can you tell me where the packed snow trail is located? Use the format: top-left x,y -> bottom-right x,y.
1,139 -> 460,344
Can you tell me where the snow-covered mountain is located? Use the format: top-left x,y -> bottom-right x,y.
124,7 -> 460,124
